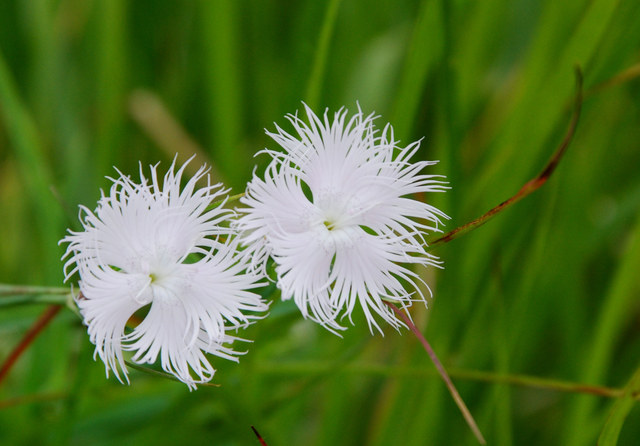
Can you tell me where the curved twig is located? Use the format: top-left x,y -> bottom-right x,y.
428,67 -> 583,250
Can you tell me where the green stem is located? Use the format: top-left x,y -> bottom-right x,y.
450,368 -> 628,400
255,362 -> 635,401
0,284 -> 70,296
0,294 -> 70,308
0,284 -> 75,314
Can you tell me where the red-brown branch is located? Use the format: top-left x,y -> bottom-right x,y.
251,426 -> 269,446
385,301 -> 486,444
428,67 -> 583,249
0,305 -> 62,386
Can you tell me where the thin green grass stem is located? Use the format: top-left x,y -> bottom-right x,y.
305,0 -> 342,110
0,284 -> 70,296
255,361 -> 635,401
0,294 -> 69,308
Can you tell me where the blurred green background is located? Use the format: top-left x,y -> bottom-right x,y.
1,0 -> 639,445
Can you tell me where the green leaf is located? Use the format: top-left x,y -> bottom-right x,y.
598,365 -> 640,445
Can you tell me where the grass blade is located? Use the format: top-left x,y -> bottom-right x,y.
304,0 -> 342,110
598,365 -> 640,445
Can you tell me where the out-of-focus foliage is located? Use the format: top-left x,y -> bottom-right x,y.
0,1 -> 639,445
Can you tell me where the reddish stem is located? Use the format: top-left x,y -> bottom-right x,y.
251,426 -> 268,446
385,301 -> 486,445
0,305 -> 62,386
428,67 -> 583,250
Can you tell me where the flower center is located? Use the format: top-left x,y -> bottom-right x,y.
323,219 -> 338,231
315,188 -> 362,231
132,266 -> 183,307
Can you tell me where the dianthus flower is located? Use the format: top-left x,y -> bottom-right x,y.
237,105 -> 448,333
61,160 -> 267,388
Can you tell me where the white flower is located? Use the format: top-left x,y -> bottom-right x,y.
61,160 -> 267,388
237,105 -> 449,333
